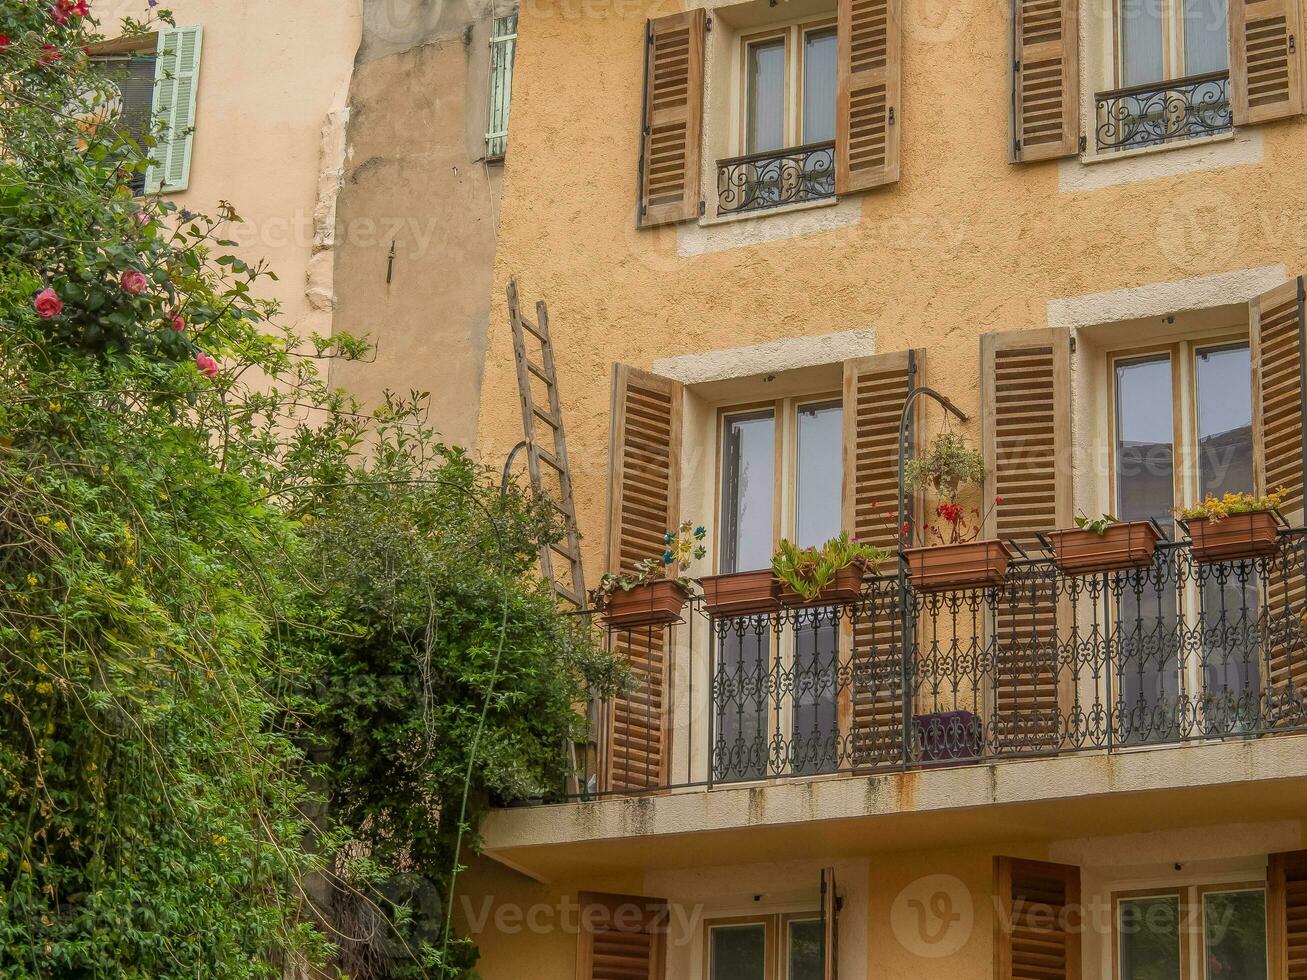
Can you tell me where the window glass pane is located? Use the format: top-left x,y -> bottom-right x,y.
1196,344 -> 1253,499
1185,0 -> 1229,75
721,411 -> 775,573
792,617 -> 838,775
1195,343 -> 1259,716
1118,895 -> 1182,980
1204,890 -> 1267,980
787,918 -> 824,980
796,400 -> 842,548
1120,0 -> 1165,86
711,923 -> 767,980
802,28 -> 837,143
1114,357 -> 1180,743
747,37 -> 786,153
1115,356 -> 1175,525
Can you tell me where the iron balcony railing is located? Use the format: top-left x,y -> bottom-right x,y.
537,528 -> 1307,803
716,141 -> 836,217
1095,70 -> 1232,153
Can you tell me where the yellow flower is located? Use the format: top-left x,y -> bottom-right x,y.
52,521 -> 66,533
34,516 -> 49,526
47,402 -> 60,413
25,574 -> 37,586
212,834 -> 228,847
35,683 -> 53,696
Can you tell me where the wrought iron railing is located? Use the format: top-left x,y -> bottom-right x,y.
1095,70 -> 1232,153
531,528 -> 1307,803
716,141 -> 836,216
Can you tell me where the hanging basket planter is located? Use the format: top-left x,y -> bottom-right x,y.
1185,511 -> 1280,564
777,559 -> 868,608
599,579 -> 690,629
1047,520 -> 1162,575
903,539 -> 1013,593
699,570 -> 780,617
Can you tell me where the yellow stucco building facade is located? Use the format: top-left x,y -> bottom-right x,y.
463,0 -> 1307,976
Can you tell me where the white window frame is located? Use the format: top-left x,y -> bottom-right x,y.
736,16 -> 838,156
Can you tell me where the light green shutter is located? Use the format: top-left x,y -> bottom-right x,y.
485,14 -> 517,159
145,26 -> 202,194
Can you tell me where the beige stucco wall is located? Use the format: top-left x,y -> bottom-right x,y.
458,815 -> 1307,979
329,0 -> 507,447
474,0 -> 1307,583
97,0 -> 362,340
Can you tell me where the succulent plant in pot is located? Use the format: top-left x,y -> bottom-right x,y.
772,532 -> 889,606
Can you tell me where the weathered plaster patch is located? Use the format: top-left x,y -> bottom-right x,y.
305,105 -> 350,319
652,328 -> 875,384
1059,130 -> 1264,193
676,197 -> 863,257
1047,265 -> 1288,328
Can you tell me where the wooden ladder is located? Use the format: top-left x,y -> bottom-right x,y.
507,279 -> 588,609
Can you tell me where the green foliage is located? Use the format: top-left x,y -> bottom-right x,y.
281,411 -> 622,977
903,431 -> 985,501
1074,513 -> 1121,536
0,7 -> 614,978
771,532 -> 888,601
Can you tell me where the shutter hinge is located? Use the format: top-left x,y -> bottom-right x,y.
705,14 -> 712,31
888,106 -> 895,125
699,199 -> 706,216
1014,138 -> 1021,156
1069,335 -> 1077,354
1014,59 -> 1021,72
1290,33 -> 1297,52
1079,134 -> 1087,152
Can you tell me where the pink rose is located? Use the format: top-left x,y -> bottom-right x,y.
168,313 -> 185,332
119,269 -> 148,295
33,288 -> 63,319
195,353 -> 219,379
133,210 -> 151,226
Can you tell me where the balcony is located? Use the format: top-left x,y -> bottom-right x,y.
559,527 -> 1307,801
715,141 -> 836,217
1095,70 -> 1233,153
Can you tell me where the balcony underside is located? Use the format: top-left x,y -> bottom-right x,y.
482,733 -> 1307,881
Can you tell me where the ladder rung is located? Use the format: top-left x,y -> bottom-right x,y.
550,540 -> 582,561
526,360 -> 553,385
553,585 -> 587,608
535,447 -> 565,472
532,405 -> 561,429
519,317 -> 547,343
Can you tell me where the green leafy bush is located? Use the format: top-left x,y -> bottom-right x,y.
771,532 -> 887,601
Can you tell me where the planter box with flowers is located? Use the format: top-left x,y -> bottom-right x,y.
897,432 -> 1011,592
772,532 -> 888,608
1176,491 -> 1284,564
1047,514 -> 1162,575
591,521 -> 707,629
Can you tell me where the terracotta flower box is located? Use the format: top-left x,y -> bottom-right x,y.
1047,520 -> 1162,575
778,559 -> 868,608
903,539 -> 1013,593
699,569 -> 780,617
600,579 -> 690,629
1186,511 -> 1279,564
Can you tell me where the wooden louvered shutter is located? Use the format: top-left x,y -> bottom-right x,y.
1011,0 -> 1078,162
822,867 -> 840,980
145,26 -> 202,194
638,11 -> 705,227
841,350 -> 920,768
994,857 -> 1081,980
1269,850 -> 1307,980
981,330 -> 1073,752
1251,279 -> 1307,709
835,0 -> 900,193
576,892 -> 668,980
1231,0 -> 1305,125
603,365 -> 682,791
